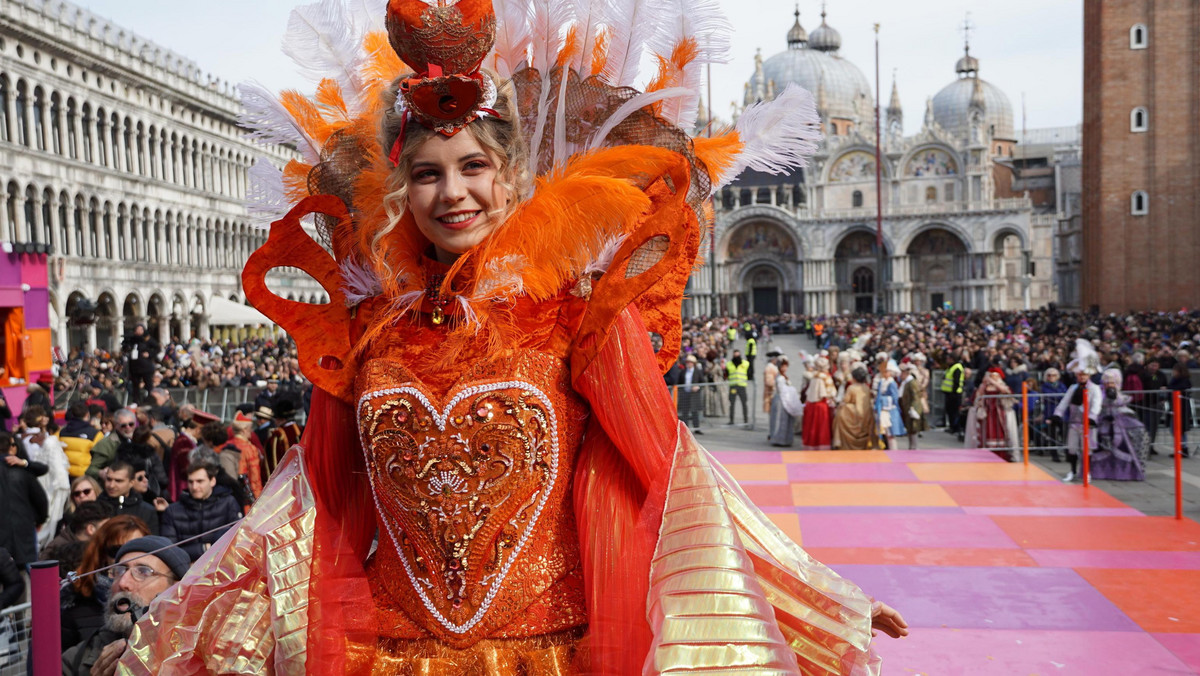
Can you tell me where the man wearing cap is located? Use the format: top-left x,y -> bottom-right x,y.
62,535 -> 188,675
254,378 -> 279,412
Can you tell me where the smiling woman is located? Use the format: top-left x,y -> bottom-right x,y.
119,0 -> 906,674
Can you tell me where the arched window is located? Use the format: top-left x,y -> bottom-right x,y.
32,88 -> 45,150
1130,107 -> 1148,132
81,104 -> 93,162
50,93 -> 62,154
15,81 -> 29,146
0,76 -> 9,142
925,186 -> 937,204
852,266 -> 874,294
852,190 -> 863,208
1130,24 -> 1148,50
1131,190 -> 1148,216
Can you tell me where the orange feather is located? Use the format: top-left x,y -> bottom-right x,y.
590,28 -> 609,77
556,25 -> 580,69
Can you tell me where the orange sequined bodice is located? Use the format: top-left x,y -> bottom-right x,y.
356,348 -> 589,648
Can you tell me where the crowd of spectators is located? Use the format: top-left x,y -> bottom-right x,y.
0,364 -> 305,673
52,334 -> 306,410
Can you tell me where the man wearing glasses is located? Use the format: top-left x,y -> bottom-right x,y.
62,535 -> 188,676
85,409 -> 138,482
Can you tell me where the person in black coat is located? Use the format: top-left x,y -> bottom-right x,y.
160,462 -> 243,561
0,431 -> 49,567
121,323 -> 160,404
0,547 -> 24,609
98,460 -> 160,534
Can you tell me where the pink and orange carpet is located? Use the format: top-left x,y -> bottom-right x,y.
714,448 -> 1200,675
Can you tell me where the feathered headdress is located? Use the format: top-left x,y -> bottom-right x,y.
1067,338 -> 1101,375
240,0 -> 824,391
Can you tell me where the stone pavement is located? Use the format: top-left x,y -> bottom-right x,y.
693,328 -> 1200,673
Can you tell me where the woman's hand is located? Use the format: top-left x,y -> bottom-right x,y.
871,601 -> 909,638
3,456 -> 27,468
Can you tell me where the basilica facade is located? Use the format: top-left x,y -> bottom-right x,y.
687,8 -> 1058,317
0,0 -> 323,354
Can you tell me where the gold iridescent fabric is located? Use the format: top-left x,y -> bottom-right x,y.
118,448 -> 317,675
647,426 -> 881,676
355,353 -> 589,648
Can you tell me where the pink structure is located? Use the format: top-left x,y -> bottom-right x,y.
0,246 -> 54,421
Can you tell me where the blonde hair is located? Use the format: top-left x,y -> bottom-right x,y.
372,71 -> 530,257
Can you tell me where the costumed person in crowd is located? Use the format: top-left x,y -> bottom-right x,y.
762,350 -> 781,415
768,358 -> 804,447
802,356 -> 837,449
833,366 -> 875,450
1090,367 -> 1148,481
1053,339 -> 1104,482
899,363 -> 927,450
964,368 -> 1020,459
17,406 -> 71,549
120,1 -> 906,673
909,353 -> 931,434
873,361 -> 905,451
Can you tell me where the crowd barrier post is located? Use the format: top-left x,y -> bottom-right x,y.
30,561 -> 60,676
1175,390 -> 1184,520
672,385 -> 679,408
1021,381 -> 1030,466
1082,388 -> 1091,487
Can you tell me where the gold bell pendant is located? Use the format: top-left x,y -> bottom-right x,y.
431,307 -> 445,325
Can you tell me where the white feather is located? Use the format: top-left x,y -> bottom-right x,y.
347,0 -> 386,33
527,0 -> 575,167
570,0 -> 609,74
246,158 -> 289,228
582,234 -> 628,275
391,289 -> 425,318
587,86 -> 691,150
340,257 -> 384,306
238,83 -> 322,163
492,0 -> 534,80
456,295 -> 480,329
715,84 -> 822,191
282,0 -> 367,113
475,255 -> 528,301
600,0 -> 670,87
646,0 -> 731,128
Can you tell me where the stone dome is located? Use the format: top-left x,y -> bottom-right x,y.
747,8 -> 872,122
807,13 -> 841,52
931,49 -> 1014,141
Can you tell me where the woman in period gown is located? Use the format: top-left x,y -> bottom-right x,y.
769,359 -> 804,446
802,357 -> 836,449
965,369 -> 1021,459
874,361 -> 906,451
834,367 -> 876,450
1091,368 -> 1148,481
117,0 -> 906,673
899,363 -> 928,450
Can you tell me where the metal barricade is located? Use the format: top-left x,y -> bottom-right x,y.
967,388 -> 1199,458
0,603 -> 30,676
668,380 -> 758,430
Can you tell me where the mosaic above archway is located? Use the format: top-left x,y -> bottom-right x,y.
905,148 -> 958,177
727,222 -> 797,260
829,151 -> 877,183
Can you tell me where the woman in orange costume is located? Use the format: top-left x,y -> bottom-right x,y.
119,1 -> 905,674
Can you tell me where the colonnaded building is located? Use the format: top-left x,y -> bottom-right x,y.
0,0 -> 322,355
688,8 -> 1075,317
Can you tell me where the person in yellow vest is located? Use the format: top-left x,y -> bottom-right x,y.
725,350 -> 750,425
59,401 -> 102,478
745,334 -> 758,381
940,350 -> 966,436
726,325 -> 737,343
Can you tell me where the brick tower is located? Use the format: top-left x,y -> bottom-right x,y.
1082,1 -> 1200,311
